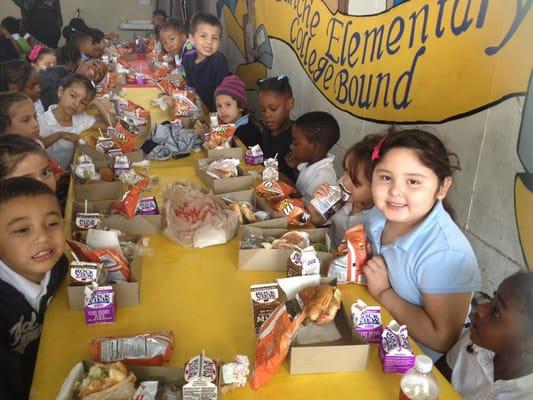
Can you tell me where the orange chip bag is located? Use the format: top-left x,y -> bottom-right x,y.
345,224 -> 369,284
157,79 -> 176,95
171,92 -> 197,120
203,124 -> 236,149
111,183 -> 144,219
255,180 -> 295,202
271,198 -> 310,226
109,122 -> 136,153
251,301 -> 305,390
67,239 -> 130,282
89,331 -> 174,366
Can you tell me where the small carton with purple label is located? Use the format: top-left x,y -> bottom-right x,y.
378,320 -> 415,374
84,284 -> 116,325
136,196 -> 160,216
245,145 -> 264,165
113,155 -> 131,177
351,299 -> 383,343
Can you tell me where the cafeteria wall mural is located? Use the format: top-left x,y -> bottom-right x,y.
215,0 -> 533,284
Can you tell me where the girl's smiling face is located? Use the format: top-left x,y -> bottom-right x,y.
372,147 -> 451,230
6,99 -> 40,139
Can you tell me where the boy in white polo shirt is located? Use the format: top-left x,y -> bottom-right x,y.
285,111 -> 340,203
437,272 -> 533,400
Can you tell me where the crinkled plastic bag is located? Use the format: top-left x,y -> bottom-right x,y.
161,181 -> 239,248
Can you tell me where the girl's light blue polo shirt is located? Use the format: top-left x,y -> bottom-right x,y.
364,201 -> 481,307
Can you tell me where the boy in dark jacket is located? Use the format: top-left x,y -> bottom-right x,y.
182,12 -> 229,112
0,177 -> 67,399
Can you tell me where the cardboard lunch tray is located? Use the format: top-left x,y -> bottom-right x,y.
71,200 -> 162,235
196,157 -> 254,194
290,308 -> 369,374
238,226 -> 333,271
58,361 -> 186,400
272,275 -> 369,374
66,238 -> 143,310
213,189 -> 287,229
77,144 -> 145,163
73,160 -> 124,202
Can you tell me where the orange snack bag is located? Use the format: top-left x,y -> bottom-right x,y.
67,240 -> 130,282
110,122 -> 136,153
345,224 -> 369,284
111,183 -> 144,219
251,302 -> 305,390
203,124 -> 236,149
157,79 -> 176,95
89,331 -> 174,366
271,198 -> 310,226
255,180 -> 295,202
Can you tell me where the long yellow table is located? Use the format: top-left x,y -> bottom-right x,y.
30,88 -> 461,400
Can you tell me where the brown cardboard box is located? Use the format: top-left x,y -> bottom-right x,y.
238,226 -> 333,271
78,144 -> 145,163
206,146 -> 244,160
66,242 -> 142,309
73,160 -> 124,202
272,276 -> 369,374
213,189 -> 287,229
289,310 -> 369,374
196,157 -> 254,194
72,200 -> 162,235
57,361 -> 187,400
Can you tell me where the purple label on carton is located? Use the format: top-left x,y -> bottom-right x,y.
354,308 -> 383,343
245,153 -> 264,165
378,321 -> 415,374
378,343 -> 415,374
84,286 -> 116,325
136,196 -> 159,215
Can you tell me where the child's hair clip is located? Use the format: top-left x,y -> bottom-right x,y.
28,44 -> 45,62
371,136 -> 386,161
257,75 -> 289,86
90,80 -> 96,88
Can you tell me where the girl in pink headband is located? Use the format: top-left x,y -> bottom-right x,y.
27,45 -> 56,71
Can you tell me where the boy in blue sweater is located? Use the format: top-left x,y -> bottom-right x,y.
183,12 -> 229,112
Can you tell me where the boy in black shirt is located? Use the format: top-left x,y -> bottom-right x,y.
183,12 -> 230,112
0,177 -> 67,399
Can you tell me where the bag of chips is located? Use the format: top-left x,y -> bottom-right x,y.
255,180 -> 295,202
271,198 -> 310,227
67,240 -> 130,282
89,331 -> 174,366
250,302 -> 305,390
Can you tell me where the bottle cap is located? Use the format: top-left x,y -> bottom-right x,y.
414,355 -> 433,374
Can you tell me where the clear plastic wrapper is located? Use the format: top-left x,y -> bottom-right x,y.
162,181 -> 239,248
205,158 -> 240,179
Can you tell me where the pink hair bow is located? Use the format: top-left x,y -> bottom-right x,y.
28,44 -> 45,62
371,137 -> 386,161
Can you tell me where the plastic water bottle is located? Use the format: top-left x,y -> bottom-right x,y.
399,355 -> 439,400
